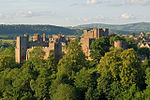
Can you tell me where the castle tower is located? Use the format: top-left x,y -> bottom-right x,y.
15,37 -> 21,63
81,28 -> 109,60
15,35 -> 28,63
83,28 -> 109,39
114,40 -> 127,50
49,38 -> 62,61
43,33 -> 46,41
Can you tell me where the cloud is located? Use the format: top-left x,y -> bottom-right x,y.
16,10 -> 35,17
85,0 -> 104,5
129,0 -> 150,6
0,22 -> 6,24
86,0 -> 97,5
15,10 -> 56,18
121,13 -> 135,19
110,0 -> 150,6
0,13 -> 3,18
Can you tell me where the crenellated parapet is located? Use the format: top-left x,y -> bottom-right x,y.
83,28 -> 109,39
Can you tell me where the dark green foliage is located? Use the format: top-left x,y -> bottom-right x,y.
0,25 -> 82,36
97,48 -> 144,99
57,39 -> 87,80
46,53 -> 58,74
142,57 -> 150,68
137,47 -> 150,59
143,68 -> 150,99
125,37 -> 138,50
119,84 -> 143,100
130,32 -> 136,36
113,35 -> 126,41
0,39 -> 149,100
74,68 -> 98,100
52,84 -> 78,100
90,36 -> 110,62
29,47 -> 46,60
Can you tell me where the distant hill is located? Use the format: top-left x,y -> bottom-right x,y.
73,22 -> 150,35
0,22 -> 150,36
0,25 -> 82,36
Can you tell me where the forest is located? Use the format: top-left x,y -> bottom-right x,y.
0,36 -> 150,100
0,25 -> 82,36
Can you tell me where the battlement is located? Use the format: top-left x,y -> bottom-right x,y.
81,28 -> 109,60
84,28 -> 109,39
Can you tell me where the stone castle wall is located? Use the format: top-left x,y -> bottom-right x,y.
114,40 -> 127,50
15,34 -> 65,63
15,28 -> 109,63
81,28 -> 109,59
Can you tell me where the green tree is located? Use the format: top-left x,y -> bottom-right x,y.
0,47 -> 15,57
74,67 -> 98,99
52,84 -> 78,100
97,49 -> 123,99
125,37 -> 138,50
120,49 -> 142,87
1,61 -> 35,99
145,32 -> 150,38
113,35 -> 126,41
46,53 -> 57,74
90,36 -> 110,62
0,55 -> 16,70
142,57 -> 150,68
30,76 -> 50,100
29,47 -> 45,60
120,84 -> 143,100
130,32 -> 136,36
97,48 -> 143,99
57,39 -> 87,83
49,39 -> 87,99
143,68 -> 150,99
137,47 -> 150,59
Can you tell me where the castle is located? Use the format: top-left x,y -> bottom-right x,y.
80,28 -> 109,59
15,28 -> 109,63
15,33 -> 70,63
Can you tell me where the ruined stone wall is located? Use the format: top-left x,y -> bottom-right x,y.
28,41 -> 49,48
114,40 -> 127,50
26,47 -> 52,60
26,41 -> 62,61
80,38 -> 95,60
16,34 -> 75,63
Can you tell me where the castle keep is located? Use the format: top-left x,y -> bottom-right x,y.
80,28 -> 109,59
15,33 -> 69,63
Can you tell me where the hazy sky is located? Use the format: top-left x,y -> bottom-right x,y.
0,0 -> 150,26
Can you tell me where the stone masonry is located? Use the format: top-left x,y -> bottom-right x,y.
15,33 -> 70,63
80,28 -> 109,59
15,28 -> 109,63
